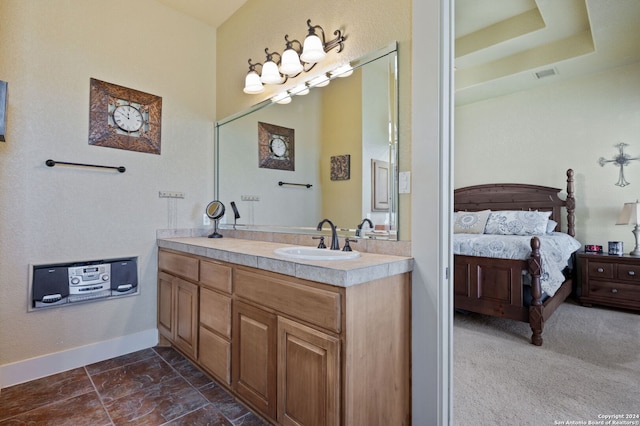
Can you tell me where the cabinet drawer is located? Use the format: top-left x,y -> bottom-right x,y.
234,268 -> 341,333
616,264 -> 640,282
200,260 -> 232,293
159,250 -> 199,282
200,288 -> 231,338
588,281 -> 640,302
586,262 -> 614,279
199,326 -> 231,385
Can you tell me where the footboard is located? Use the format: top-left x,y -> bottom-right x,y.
454,236 -> 546,343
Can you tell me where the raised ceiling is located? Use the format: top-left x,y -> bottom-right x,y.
455,0 -> 640,105
155,0 -> 640,105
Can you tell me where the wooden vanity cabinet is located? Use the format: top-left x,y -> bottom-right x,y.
157,271 -> 199,359
158,248 -> 411,426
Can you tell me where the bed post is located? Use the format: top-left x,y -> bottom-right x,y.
528,236 -> 544,346
566,169 -> 576,237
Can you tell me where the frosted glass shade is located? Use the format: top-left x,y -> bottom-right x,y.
272,92 -> 292,104
309,74 -> 330,88
300,34 -> 326,63
243,71 -> 264,94
261,61 -> 283,84
280,49 -> 304,76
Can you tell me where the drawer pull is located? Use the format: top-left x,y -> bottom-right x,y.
629,271 -> 636,276
611,288 -> 618,294
596,267 -> 604,273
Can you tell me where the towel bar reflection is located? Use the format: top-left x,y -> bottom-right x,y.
278,181 -> 312,188
46,159 -> 126,173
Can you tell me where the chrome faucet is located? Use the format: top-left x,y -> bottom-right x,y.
317,218 -> 340,250
356,218 -> 374,237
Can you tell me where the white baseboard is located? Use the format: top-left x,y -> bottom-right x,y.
0,328 -> 158,389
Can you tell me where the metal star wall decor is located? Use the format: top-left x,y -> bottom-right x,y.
598,143 -> 640,187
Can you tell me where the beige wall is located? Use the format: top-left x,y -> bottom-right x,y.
455,62 -> 640,250
0,0 -> 216,371
216,0 -> 413,239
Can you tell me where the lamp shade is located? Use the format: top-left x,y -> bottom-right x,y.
260,60 -> 283,85
300,34 -> 326,63
616,201 -> 640,225
280,49 -> 304,76
243,71 -> 264,94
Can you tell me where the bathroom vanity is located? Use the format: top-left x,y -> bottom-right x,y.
157,237 -> 412,426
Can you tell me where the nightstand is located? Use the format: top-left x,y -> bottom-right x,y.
578,252 -> 640,310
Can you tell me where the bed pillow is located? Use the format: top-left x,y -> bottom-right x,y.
453,210 -> 491,234
546,219 -> 558,234
484,210 -> 551,236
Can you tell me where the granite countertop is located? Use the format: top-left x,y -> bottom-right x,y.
157,237 -> 413,288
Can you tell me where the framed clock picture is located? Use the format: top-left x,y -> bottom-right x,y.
88,78 -> 162,154
258,121 -> 294,171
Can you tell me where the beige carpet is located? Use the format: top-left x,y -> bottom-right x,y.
453,299 -> 640,425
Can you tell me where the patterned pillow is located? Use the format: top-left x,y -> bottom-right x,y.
484,210 -> 551,236
453,210 -> 491,234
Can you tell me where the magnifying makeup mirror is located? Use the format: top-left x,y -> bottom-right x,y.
205,200 -> 226,238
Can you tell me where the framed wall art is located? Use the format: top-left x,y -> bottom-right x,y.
258,121 -> 294,171
330,154 -> 350,181
88,78 -> 162,154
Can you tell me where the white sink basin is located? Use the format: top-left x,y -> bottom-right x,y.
274,246 -> 361,261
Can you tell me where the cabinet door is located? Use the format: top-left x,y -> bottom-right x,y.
174,277 -> 199,358
277,317 -> 340,426
157,271 -> 174,340
233,300 -> 277,420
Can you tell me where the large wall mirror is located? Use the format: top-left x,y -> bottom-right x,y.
215,42 -> 399,239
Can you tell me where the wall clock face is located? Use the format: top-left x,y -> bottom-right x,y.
258,121 -> 295,171
89,78 -> 162,154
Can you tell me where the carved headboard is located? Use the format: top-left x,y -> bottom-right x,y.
454,169 -> 575,237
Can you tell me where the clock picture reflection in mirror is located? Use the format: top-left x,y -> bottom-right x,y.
258,121 -> 294,171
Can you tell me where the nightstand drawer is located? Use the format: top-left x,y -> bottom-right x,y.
587,281 -> 640,302
616,264 -> 640,282
586,262 -> 614,279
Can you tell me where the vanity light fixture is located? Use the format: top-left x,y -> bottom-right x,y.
243,19 -> 345,94
308,74 -> 331,88
272,92 -> 292,104
291,84 -> 310,96
330,63 -> 354,77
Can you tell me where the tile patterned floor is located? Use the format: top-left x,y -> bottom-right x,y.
0,346 -> 268,426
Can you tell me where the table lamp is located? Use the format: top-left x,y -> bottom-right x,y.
616,200 -> 640,256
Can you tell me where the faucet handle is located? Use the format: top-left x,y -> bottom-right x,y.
312,236 -> 326,249
342,238 -> 357,252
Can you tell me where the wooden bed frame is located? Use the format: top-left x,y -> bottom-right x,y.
454,169 -> 576,346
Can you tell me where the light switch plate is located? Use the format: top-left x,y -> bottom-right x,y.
399,171 -> 411,194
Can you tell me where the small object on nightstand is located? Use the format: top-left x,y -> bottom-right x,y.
616,200 -> 640,256
578,252 -> 640,311
584,244 -> 603,253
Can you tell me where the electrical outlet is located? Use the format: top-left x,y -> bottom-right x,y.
241,195 -> 260,201
159,191 -> 185,199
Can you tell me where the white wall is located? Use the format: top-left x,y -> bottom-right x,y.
455,62 -> 640,249
0,0 -> 216,384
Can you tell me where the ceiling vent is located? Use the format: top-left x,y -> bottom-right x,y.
534,68 -> 558,79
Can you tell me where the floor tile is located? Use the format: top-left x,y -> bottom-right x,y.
103,375 -> 208,425
165,404 -> 233,425
85,348 -> 157,375
91,355 -> 180,403
0,367 -> 93,421
0,391 -> 110,426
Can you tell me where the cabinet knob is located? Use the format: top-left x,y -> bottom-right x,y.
629,271 -> 636,276
596,267 -> 604,273
611,288 -> 618,294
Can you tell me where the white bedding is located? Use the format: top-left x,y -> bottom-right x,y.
453,232 -> 581,296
